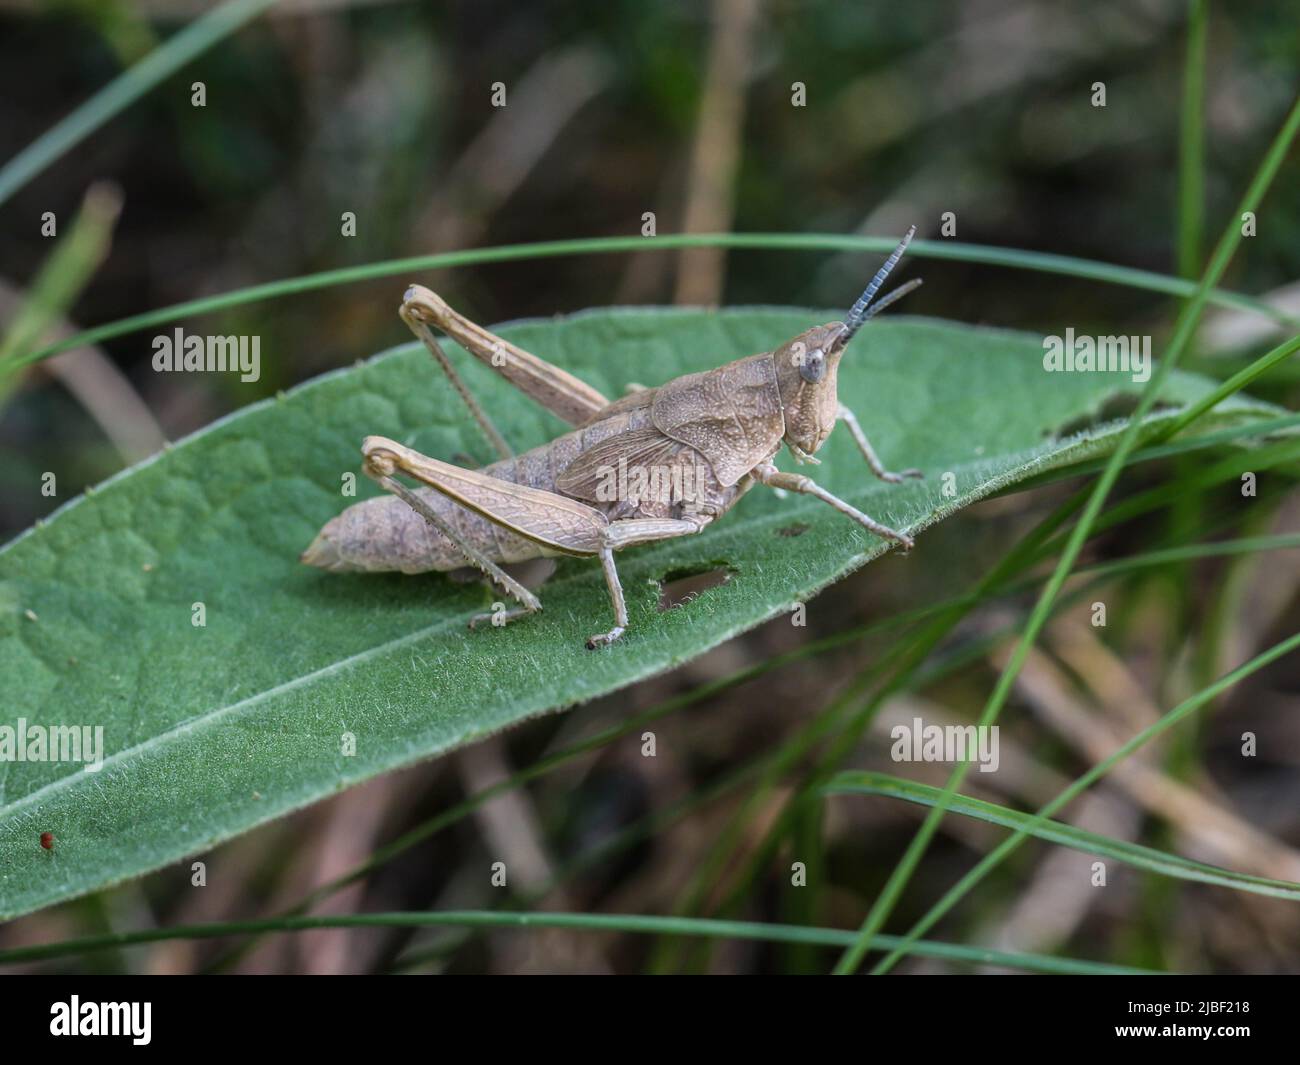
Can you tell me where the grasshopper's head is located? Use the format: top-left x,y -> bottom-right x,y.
775,226 -> 921,458
773,321 -> 850,458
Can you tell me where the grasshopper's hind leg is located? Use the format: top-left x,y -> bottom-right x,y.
365,436 -> 716,647
400,285 -> 612,433
364,436 -> 614,643
364,464 -> 543,630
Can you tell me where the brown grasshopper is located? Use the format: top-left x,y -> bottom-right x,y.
302,227 -> 924,648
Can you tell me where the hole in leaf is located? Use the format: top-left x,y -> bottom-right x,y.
656,563 -> 735,612
776,521 -> 811,538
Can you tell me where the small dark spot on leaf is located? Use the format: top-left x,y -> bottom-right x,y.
656,563 -> 735,612
776,522 -> 811,538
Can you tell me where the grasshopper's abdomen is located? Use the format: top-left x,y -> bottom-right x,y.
300,486 -> 542,574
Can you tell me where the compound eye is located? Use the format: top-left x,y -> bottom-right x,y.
799,348 -> 826,384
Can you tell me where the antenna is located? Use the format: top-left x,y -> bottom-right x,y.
839,225 -> 918,346
857,277 -> 922,321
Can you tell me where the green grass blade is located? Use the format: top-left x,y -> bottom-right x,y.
824,773 -> 1300,902
0,0 -> 278,208
1158,333 -> 1300,439
0,908 -> 1158,975
9,233 -> 1297,372
0,183 -> 121,379
1010,408 -> 1300,495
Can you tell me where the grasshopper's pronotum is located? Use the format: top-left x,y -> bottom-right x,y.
302,228 -> 924,648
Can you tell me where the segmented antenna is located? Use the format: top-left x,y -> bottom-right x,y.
857,276 -> 922,321
840,225 -> 918,345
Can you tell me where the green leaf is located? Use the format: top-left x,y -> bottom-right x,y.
823,773 -> 1300,902
0,307 -> 1277,919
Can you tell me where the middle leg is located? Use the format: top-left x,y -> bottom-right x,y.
585,514 -> 714,648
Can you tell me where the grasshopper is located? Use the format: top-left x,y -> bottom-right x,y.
302,228 -> 924,648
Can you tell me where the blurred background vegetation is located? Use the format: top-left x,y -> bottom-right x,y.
1,0 -> 1298,973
